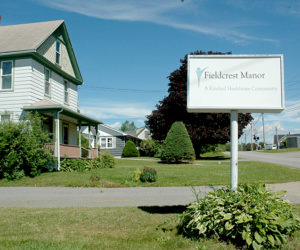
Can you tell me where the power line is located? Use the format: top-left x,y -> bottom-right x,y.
81,85 -> 166,93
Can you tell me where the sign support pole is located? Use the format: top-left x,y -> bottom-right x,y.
230,111 -> 238,191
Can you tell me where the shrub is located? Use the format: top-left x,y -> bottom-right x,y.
160,121 -> 195,163
60,158 -> 86,172
140,139 -> 156,157
101,152 -> 116,168
0,113 -> 54,180
122,140 -> 140,157
178,184 -> 300,249
140,167 -> 157,182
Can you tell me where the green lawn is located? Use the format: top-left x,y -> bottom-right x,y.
0,205 -> 299,249
1,159 -> 300,187
260,148 -> 300,153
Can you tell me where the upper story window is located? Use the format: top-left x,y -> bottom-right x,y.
56,40 -> 61,65
44,68 -> 51,96
1,61 -> 13,90
64,80 -> 69,104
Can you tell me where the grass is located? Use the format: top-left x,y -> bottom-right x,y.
0,205 -> 299,249
260,148 -> 300,153
199,151 -> 230,160
1,159 -> 300,187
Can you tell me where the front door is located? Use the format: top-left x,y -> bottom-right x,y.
63,124 -> 69,145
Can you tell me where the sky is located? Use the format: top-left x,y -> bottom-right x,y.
1,0 -> 300,144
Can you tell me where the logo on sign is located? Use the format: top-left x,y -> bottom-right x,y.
195,67 -> 208,87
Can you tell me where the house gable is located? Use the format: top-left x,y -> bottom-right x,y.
37,23 -> 80,80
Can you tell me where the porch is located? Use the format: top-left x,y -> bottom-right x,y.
45,143 -> 99,159
23,99 -> 103,170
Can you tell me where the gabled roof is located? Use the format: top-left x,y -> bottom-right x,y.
0,20 -> 83,85
0,20 -> 64,54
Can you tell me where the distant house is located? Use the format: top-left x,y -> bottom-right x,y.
0,20 -> 102,168
274,133 -> 300,148
81,124 -> 141,157
126,127 -> 151,140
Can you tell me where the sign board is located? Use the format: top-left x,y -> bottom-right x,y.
187,55 -> 284,113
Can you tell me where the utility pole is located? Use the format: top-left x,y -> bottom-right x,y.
276,127 -> 279,149
262,113 -> 266,149
250,122 -> 253,151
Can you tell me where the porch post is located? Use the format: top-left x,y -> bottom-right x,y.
95,124 -> 99,157
79,121 -> 82,158
54,111 -> 61,171
88,125 -> 91,158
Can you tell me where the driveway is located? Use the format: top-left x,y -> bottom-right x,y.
0,183 -> 299,207
237,151 -> 300,169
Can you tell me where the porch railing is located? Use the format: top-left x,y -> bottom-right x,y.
45,143 -> 99,159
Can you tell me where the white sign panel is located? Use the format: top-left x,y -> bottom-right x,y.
187,55 -> 284,113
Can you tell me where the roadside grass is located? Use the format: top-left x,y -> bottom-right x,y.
1,159 -> 300,187
260,148 -> 300,153
0,205 -> 299,250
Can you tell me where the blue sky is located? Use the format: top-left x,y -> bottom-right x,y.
1,0 -> 300,143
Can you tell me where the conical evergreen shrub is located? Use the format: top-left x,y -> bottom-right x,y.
161,121 -> 195,163
122,140 -> 140,157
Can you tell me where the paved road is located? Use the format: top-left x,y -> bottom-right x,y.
237,151 -> 300,169
0,183 -> 299,207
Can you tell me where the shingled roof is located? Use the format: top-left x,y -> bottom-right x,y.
0,20 -> 64,54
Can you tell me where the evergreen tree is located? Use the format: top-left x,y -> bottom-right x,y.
122,140 -> 140,157
161,121 -> 195,163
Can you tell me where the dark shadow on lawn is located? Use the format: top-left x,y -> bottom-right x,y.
198,156 -> 230,161
138,205 -> 187,214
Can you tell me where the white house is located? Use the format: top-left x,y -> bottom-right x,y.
0,20 -> 102,168
127,127 -> 151,140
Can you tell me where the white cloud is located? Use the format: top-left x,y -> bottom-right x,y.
79,100 -> 152,120
38,0 -> 274,44
108,121 -> 121,129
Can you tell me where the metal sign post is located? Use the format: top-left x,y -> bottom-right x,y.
230,111 -> 238,191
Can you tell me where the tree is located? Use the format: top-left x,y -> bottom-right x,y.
0,113 -> 54,180
146,51 -> 253,158
161,121 -> 195,163
120,120 -> 137,132
122,140 -> 140,157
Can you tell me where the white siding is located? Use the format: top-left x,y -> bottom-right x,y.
0,58 -> 79,122
31,59 -> 78,111
0,58 -> 34,121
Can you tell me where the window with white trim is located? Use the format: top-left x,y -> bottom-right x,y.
64,80 -> 69,104
1,61 -> 13,90
100,137 -> 114,149
0,114 -> 10,122
56,40 -> 61,65
44,68 -> 51,96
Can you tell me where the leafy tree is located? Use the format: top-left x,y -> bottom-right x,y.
146,51 -> 253,158
139,139 -> 156,157
120,120 -> 137,132
161,121 -> 195,163
122,140 -> 140,157
0,113 -> 54,180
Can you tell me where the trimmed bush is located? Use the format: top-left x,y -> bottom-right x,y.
140,167 -> 157,182
178,184 -> 300,249
122,140 -> 140,157
161,121 -> 195,163
0,113 -> 54,180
